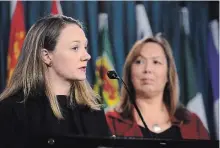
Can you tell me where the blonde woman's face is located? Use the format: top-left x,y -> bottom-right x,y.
49,24 -> 91,81
131,42 -> 168,97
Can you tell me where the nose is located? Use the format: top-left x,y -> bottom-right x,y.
143,61 -> 152,73
80,50 -> 91,61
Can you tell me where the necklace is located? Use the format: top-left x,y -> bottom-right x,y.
152,124 -> 162,133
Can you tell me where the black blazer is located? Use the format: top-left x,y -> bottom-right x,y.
0,91 -> 111,147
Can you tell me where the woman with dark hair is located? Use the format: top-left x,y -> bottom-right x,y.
106,33 -> 209,140
0,14 -> 110,147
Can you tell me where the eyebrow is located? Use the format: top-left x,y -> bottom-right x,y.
71,40 -> 88,44
138,54 -> 163,60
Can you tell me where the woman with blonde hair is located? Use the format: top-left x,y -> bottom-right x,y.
106,33 -> 209,140
0,14 -> 110,146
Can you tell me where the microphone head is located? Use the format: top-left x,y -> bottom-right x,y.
107,70 -> 119,79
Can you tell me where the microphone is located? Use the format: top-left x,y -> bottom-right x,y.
107,70 -> 120,79
107,70 -> 155,139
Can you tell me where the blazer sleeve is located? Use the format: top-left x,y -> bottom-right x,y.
0,99 -> 27,147
193,113 -> 210,140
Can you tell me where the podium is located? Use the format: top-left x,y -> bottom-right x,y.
27,135 -> 219,148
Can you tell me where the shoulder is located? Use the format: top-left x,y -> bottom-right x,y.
0,92 -> 27,125
105,110 -> 120,125
174,105 -> 195,124
0,92 -> 26,130
105,110 -> 133,125
174,106 -> 208,128
174,106 -> 204,124
186,111 -> 206,127
177,107 -> 204,125
105,110 -> 126,122
188,112 -> 201,121
105,110 -> 141,136
0,92 -> 24,111
180,111 -> 210,139
106,110 -> 121,119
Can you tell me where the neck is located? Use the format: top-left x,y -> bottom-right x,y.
135,93 -> 165,111
134,93 -> 168,121
46,70 -> 71,96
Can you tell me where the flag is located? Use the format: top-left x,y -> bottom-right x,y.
86,1 -> 99,84
7,1 -> 26,82
108,1 -> 125,78
124,1 -> 136,55
180,7 -> 209,130
94,13 -> 120,111
0,2 -> 10,92
208,20 -> 219,139
136,4 -> 152,39
51,0 -> 63,15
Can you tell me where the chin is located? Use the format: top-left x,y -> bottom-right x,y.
76,77 -> 86,81
68,75 -> 86,81
142,85 -> 153,90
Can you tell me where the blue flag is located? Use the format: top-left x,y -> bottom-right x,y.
208,20 -> 219,139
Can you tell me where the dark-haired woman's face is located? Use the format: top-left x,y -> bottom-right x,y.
49,24 -> 91,81
131,42 -> 168,97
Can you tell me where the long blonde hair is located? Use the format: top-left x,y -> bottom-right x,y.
0,14 -> 101,119
117,33 -> 180,120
